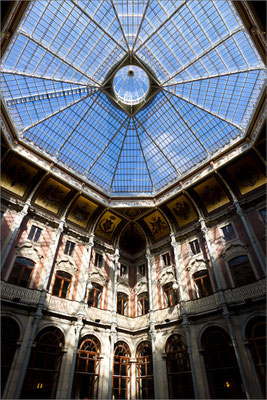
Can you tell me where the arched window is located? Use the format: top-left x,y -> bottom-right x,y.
52,271 -> 72,298
113,342 -> 131,399
88,283 -> 102,308
193,270 -> 212,298
246,317 -> 266,396
8,257 -> 35,287
201,327 -> 245,399
228,255 -> 256,287
117,292 -> 129,316
163,283 -> 178,308
165,334 -> 194,399
1,317 -> 20,395
21,327 -> 64,399
72,336 -> 101,399
138,293 -> 149,316
136,342 -> 154,399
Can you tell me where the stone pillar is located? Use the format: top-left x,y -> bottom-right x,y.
234,201 -> 266,273
14,220 -> 65,399
108,248 -> 119,400
146,246 -> 159,399
66,314 -> 84,399
1,202 -> 30,269
200,218 -> 252,399
81,234 -> 94,302
170,233 -> 185,301
182,315 -> 199,399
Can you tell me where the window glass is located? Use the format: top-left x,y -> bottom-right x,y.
95,253 -> 103,268
120,264 -> 128,278
28,225 -> 42,242
221,224 -> 236,241
117,293 -> 128,316
228,256 -> 256,286
88,284 -> 102,308
8,257 -> 35,288
189,239 -> 200,255
138,264 -> 146,279
52,271 -> 72,298
193,271 -> 213,298
163,283 -> 178,308
64,240 -> 75,256
162,253 -> 171,267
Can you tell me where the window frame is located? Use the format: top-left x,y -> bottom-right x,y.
52,271 -> 72,299
64,240 -> 75,256
117,292 -> 129,316
95,253 -> 103,268
119,264 -> 128,279
136,342 -> 154,399
28,225 -> 42,242
221,224 -> 236,241
163,283 -> 178,308
138,292 -> 149,316
228,255 -> 256,287
162,252 -> 171,267
137,264 -> 146,280
8,257 -> 35,288
189,239 -> 200,255
193,270 -> 213,298
112,342 -> 131,400
88,283 -> 103,308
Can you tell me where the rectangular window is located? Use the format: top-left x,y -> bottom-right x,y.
138,264 -> 146,279
64,240 -> 75,256
221,224 -> 236,241
28,225 -> 42,242
95,253 -> 103,268
162,253 -> 171,267
120,264 -> 128,278
189,239 -> 200,255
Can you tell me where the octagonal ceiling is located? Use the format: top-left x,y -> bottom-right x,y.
1,0 -> 265,197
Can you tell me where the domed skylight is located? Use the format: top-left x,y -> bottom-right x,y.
1,0 -> 265,197
113,65 -> 150,105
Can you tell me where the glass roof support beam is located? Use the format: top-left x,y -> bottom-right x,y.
20,90 -> 99,134
133,118 -> 155,192
1,69 -> 92,86
18,29 -> 101,86
85,116 -> 130,175
162,91 -> 210,158
134,116 -> 181,175
71,0 -> 127,53
135,0 -> 188,53
132,0 -> 150,52
108,119 -> 131,193
110,0 -> 130,53
163,66 -> 264,86
162,88 -> 245,132
161,26 -> 244,86
5,87 -> 96,106
55,92 -> 102,156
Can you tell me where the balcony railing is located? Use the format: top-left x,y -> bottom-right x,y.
1,278 -> 265,328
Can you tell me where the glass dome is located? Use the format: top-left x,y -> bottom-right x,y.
113,65 -> 150,105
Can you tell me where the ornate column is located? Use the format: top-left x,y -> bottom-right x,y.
170,233 -> 185,301
14,220 -> 65,399
1,201 -> 30,269
234,201 -> 266,273
81,234 -> 94,302
200,218 -> 252,399
66,313 -> 84,399
146,246 -> 159,399
108,248 -> 119,400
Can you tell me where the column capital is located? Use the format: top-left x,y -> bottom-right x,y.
88,233 -> 95,247
146,246 -> 151,258
199,217 -> 207,233
114,247 -> 120,262
234,200 -> 244,216
58,220 -> 65,232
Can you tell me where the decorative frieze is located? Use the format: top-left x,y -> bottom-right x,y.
224,278 -> 266,303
